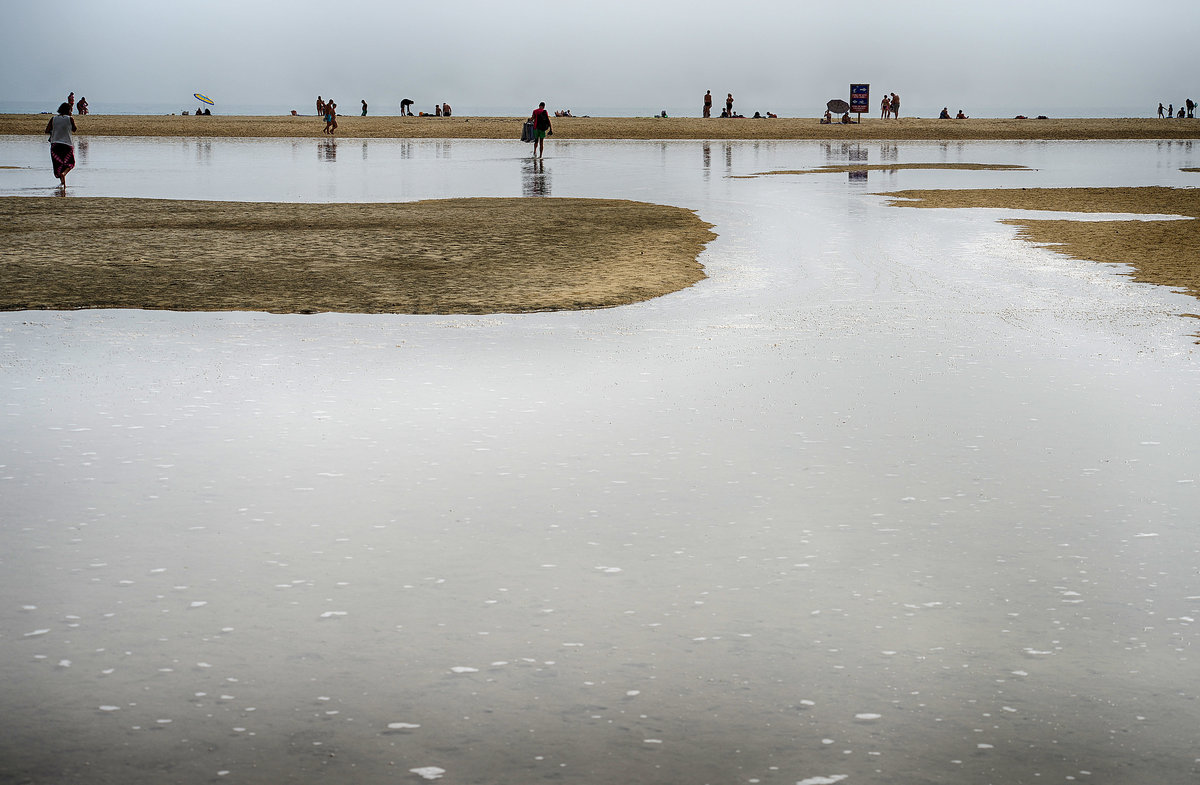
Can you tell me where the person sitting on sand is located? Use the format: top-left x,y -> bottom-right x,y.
821,110 -> 832,124
956,109 -> 968,119
841,112 -> 852,124
939,107 -> 951,119
442,103 -> 452,117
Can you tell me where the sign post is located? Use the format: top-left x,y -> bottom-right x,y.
850,84 -> 870,122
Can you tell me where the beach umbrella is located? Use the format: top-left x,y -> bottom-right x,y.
194,93 -> 215,106
826,99 -> 849,113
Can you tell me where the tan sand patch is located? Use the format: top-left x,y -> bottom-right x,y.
0,197 -> 714,314
747,163 -> 1032,177
882,186 -> 1200,304
2,115 -> 1199,141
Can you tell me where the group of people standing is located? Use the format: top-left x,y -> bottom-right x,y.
702,91 -> 739,118
880,92 -> 901,118
316,96 -> 339,134
1158,100 -> 1195,119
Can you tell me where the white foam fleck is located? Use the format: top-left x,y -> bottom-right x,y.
189,601 -> 207,608
626,690 -> 640,697
450,666 -> 478,673
797,776 -> 847,785
388,722 -> 421,729
855,713 -> 881,720
643,739 -> 662,744
410,766 -> 445,780
977,743 -> 994,749
99,705 -> 120,712
24,629 -> 50,637
319,611 -> 347,618
58,660 -> 71,668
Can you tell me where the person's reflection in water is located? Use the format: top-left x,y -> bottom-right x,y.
76,138 -> 89,166
361,141 -> 369,160
319,139 -> 337,162
724,143 -> 733,173
521,158 -> 550,197
702,142 -> 711,181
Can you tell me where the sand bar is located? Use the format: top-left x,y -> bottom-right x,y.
884,186 -> 1200,306
0,197 -> 714,314
3,114 -> 1199,140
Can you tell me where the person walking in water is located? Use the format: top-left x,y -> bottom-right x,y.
703,90 -> 712,118
45,102 -> 77,187
530,101 -> 551,157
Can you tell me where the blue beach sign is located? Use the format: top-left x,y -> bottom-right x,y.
850,84 -> 870,116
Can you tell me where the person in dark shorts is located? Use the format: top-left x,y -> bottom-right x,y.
530,101 -> 552,157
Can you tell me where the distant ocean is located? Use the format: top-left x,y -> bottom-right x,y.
0,99 -> 1161,120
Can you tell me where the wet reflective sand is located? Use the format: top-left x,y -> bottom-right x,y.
2,136 -> 1199,784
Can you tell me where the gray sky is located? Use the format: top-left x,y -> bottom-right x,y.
3,0 -> 1197,116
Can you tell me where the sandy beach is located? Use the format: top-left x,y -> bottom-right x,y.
3,113 -> 1200,140
0,197 -> 713,314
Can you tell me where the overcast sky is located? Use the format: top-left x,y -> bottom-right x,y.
3,0 -> 1197,116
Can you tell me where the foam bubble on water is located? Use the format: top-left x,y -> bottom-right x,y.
388,722 -> 421,729
24,629 -> 50,637
99,705 -> 120,712
1133,533 -> 1159,538
189,601 -> 207,608
319,611 -> 347,618
410,766 -> 445,780
450,666 -> 478,673
491,661 -> 509,666
855,713 -> 881,721
626,690 -> 641,697
797,776 -> 847,785
217,771 -> 230,776
21,605 -> 36,610
821,738 -> 835,745
643,739 -> 662,744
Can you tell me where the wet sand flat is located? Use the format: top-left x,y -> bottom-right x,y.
3,114 -> 1200,140
0,197 -> 713,314
883,186 -> 1200,304
3,139 -> 1200,785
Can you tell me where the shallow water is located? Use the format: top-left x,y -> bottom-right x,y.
2,136 -> 1199,784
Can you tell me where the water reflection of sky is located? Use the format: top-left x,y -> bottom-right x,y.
2,136 -> 1199,785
